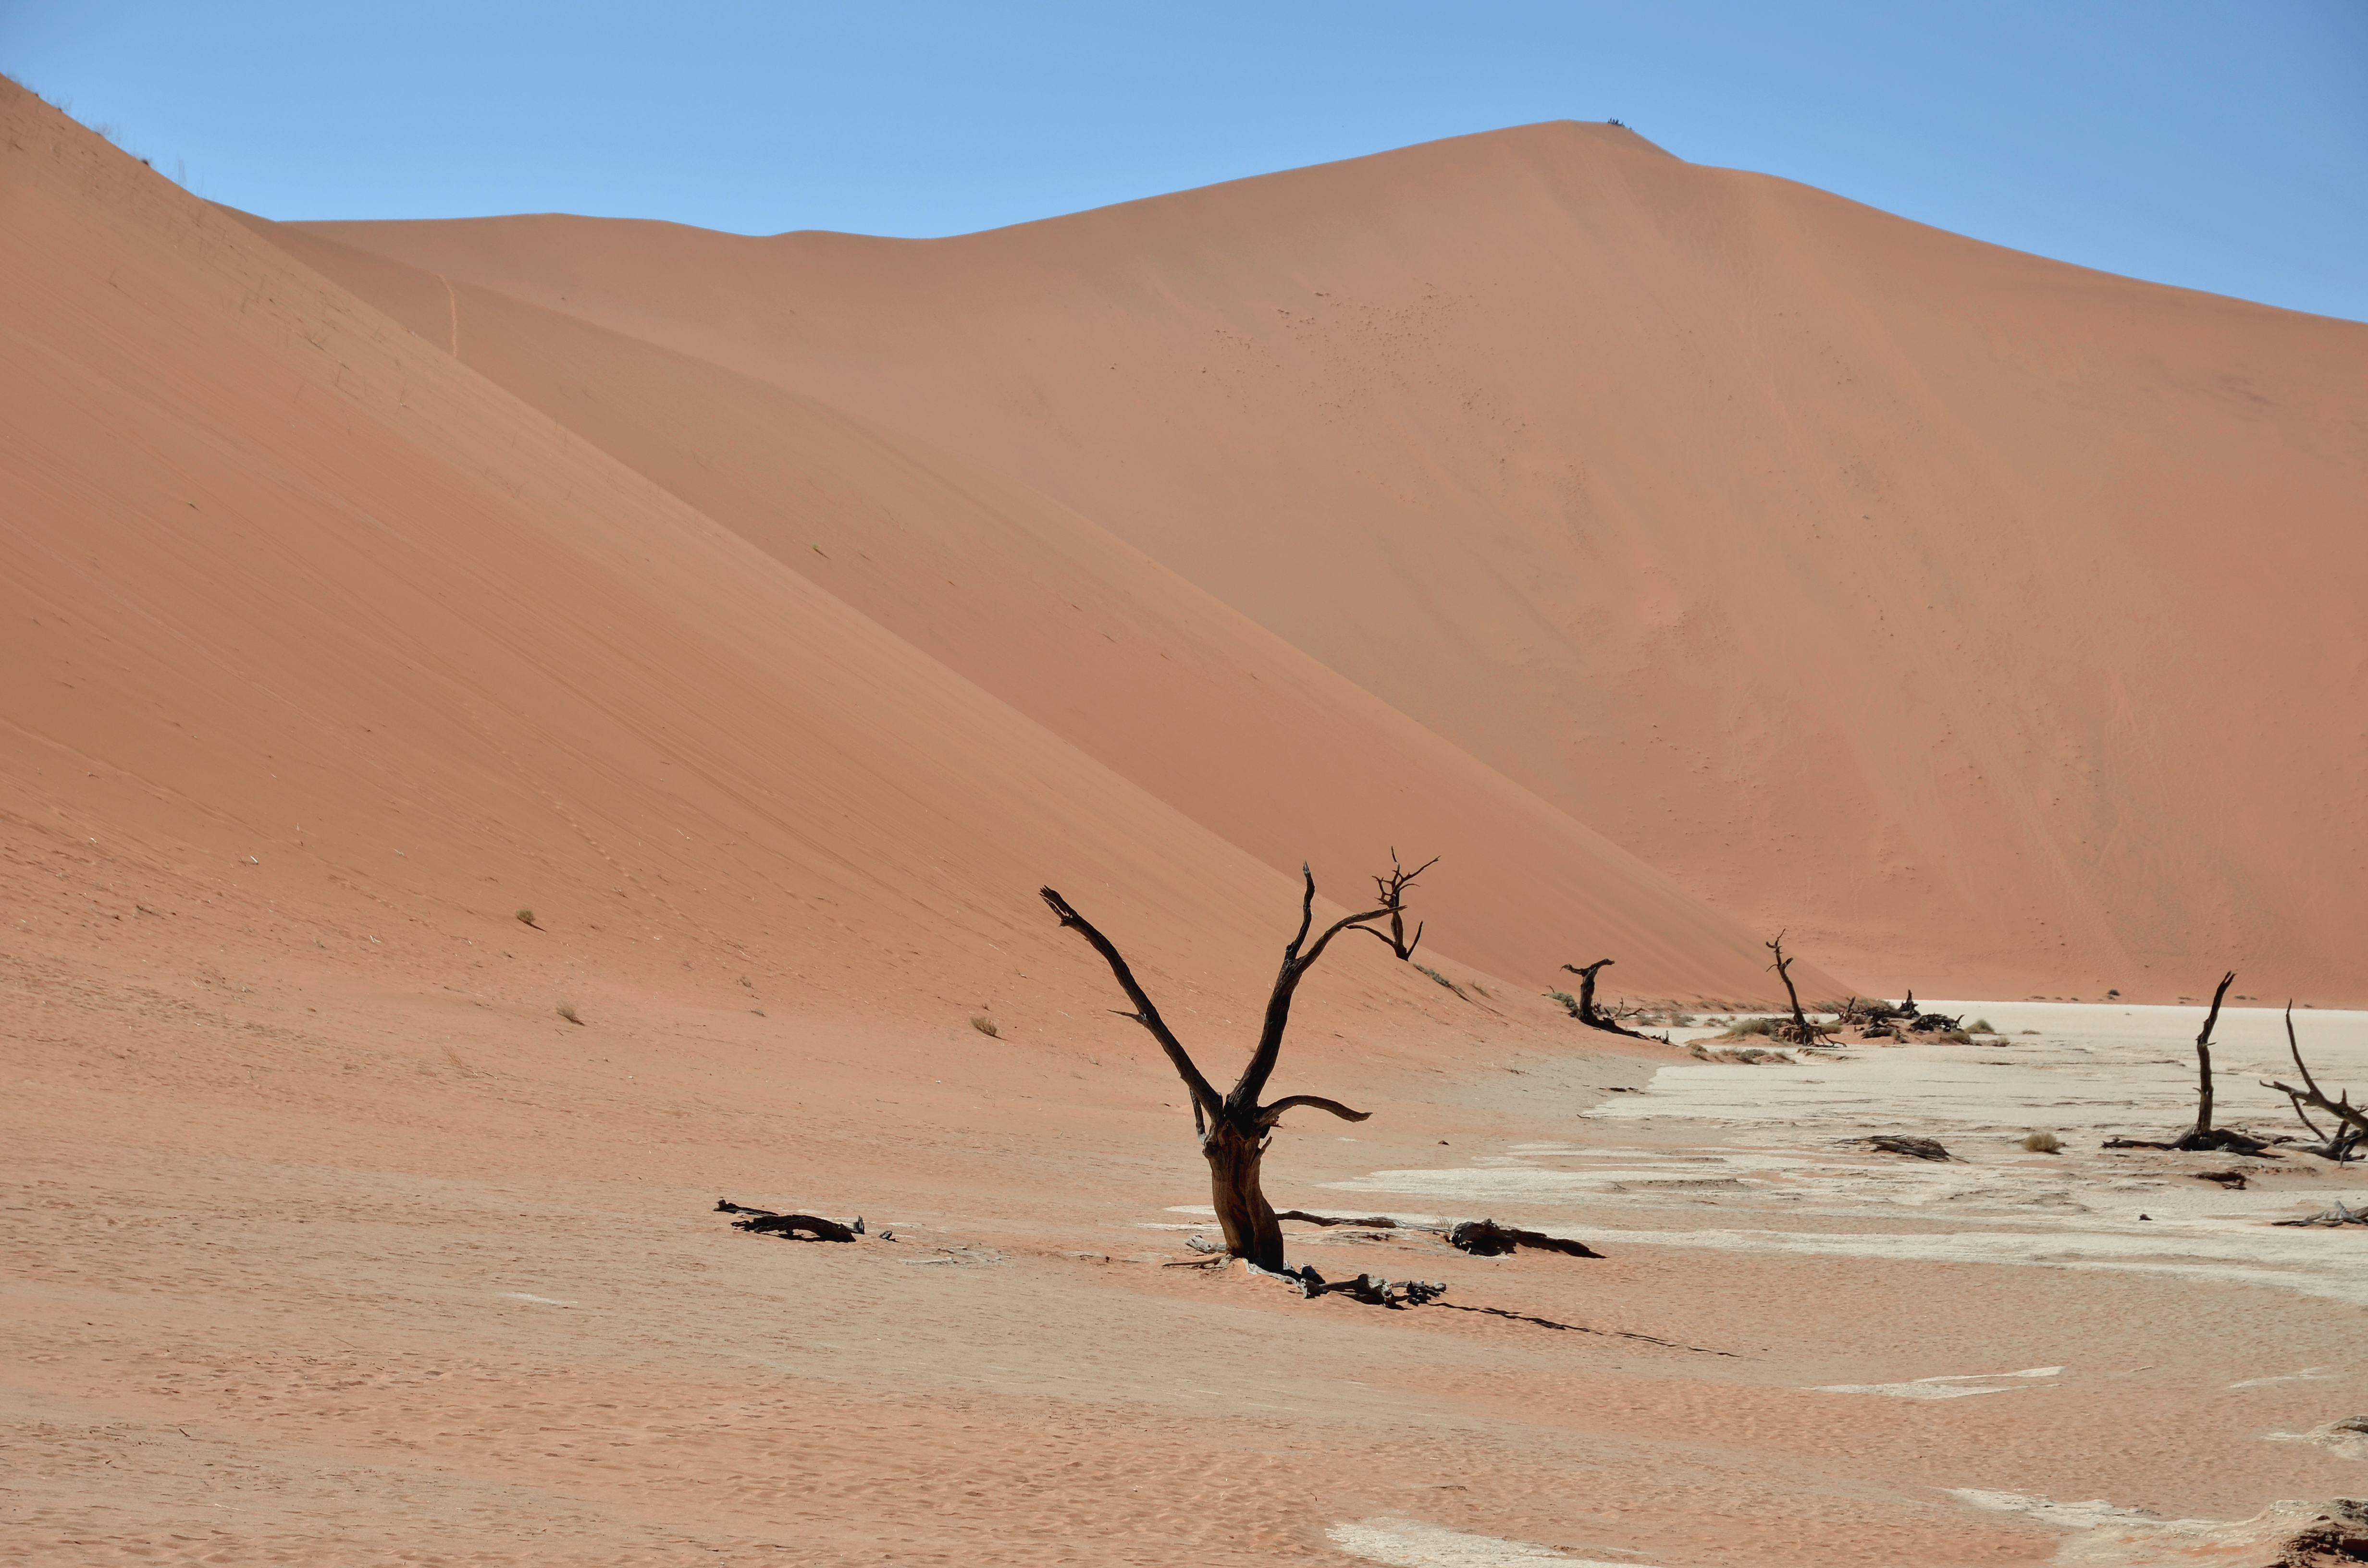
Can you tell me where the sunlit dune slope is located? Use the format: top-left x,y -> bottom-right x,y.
232,212 -> 1815,1000
0,86 -> 1811,1043
304,121 -> 2368,1004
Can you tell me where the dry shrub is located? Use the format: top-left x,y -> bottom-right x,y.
2022,1130 -> 2062,1153
556,1001 -> 583,1026
970,1015 -> 1000,1038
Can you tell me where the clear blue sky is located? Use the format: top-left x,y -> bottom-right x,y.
7,1 -> 2365,320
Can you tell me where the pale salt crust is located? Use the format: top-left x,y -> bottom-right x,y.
1954,1488 -> 2365,1565
1320,1002 -> 2368,1308
1327,1516 -> 1652,1566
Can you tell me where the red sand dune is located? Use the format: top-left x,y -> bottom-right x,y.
300,122 -> 2368,1004
2,82 -> 1813,1040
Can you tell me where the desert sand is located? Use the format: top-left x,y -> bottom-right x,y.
6,79 -> 2367,1566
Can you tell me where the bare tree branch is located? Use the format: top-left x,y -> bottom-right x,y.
1040,887 -> 1224,1124
1364,849 -> 1437,960
1231,863 -> 1391,1113
1258,1094 -> 1372,1127
2262,1000 -> 2368,1145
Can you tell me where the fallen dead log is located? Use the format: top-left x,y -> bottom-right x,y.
1447,1218 -> 1603,1258
2192,1169 -> 2249,1189
2102,1131 -> 2281,1156
1275,1210 -> 1402,1228
1865,1135 -> 1953,1162
716,1199 -> 862,1242
1266,1262 -> 1447,1306
2275,1200 -> 2368,1228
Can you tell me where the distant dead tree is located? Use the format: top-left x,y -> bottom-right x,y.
1554,958 -> 1658,1041
1359,849 -> 1436,961
2264,1001 -> 2368,1163
1042,866 -> 1393,1272
2107,971 -> 2274,1154
1765,933 -> 1820,1045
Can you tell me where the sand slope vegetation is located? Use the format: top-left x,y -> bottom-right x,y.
303,121 -> 2368,1004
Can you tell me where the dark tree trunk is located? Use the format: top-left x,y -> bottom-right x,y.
1204,1117 -> 1284,1270
2183,971 -> 2236,1145
1042,868 -> 1392,1274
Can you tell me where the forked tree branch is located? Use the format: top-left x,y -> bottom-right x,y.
1258,1094 -> 1372,1127
2262,1000 -> 2368,1140
1040,887 -> 1225,1125
1232,863 -> 1392,1113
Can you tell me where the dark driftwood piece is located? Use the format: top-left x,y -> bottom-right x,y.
2274,1199 -> 2368,1228
717,1199 -> 860,1243
1273,1264 -> 1448,1306
1866,1135 -> 1953,1161
1275,1210 -> 1402,1228
1359,849 -> 1437,962
1448,1218 -> 1603,1258
1043,867 -> 1391,1274
1554,959 -> 1660,1041
2262,1001 -> 2368,1163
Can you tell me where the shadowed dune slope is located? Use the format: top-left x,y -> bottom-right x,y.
0,85 -> 1812,1032
304,120 -> 2368,1004
231,212 -> 1814,1001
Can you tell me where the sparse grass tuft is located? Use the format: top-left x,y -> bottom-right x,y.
2022,1130 -> 2062,1153
555,1001 -> 582,1026
1416,964 -> 1467,999
1943,1028 -> 1973,1043
970,1015 -> 1000,1039
1720,1017 -> 1774,1038
1969,1018 -> 1996,1034
515,907 -> 540,929
1545,989 -> 1582,1018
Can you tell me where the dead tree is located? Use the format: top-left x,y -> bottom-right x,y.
1765,933 -> 1819,1044
1554,958 -> 1658,1041
2264,1001 -> 2368,1162
2177,971 -> 2238,1150
1042,867 -> 1391,1273
1358,849 -> 1436,961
